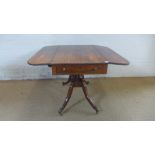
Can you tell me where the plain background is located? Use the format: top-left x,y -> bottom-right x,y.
0,0 -> 155,155
0,34 -> 155,80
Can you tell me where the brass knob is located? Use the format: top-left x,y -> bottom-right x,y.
62,67 -> 66,71
91,66 -> 100,72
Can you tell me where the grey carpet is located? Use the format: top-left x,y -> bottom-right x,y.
0,77 -> 155,121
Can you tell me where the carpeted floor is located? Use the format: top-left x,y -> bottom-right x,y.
0,77 -> 155,121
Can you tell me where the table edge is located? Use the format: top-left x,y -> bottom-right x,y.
27,60 -> 129,66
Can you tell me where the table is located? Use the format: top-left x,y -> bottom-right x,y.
28,45 -> 129,115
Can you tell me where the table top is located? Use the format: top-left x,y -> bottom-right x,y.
28,45 -> 129,66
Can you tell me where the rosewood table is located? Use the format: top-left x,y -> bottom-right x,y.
28,45 -> 129,115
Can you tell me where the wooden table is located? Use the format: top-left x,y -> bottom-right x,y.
28,45 -> 129,115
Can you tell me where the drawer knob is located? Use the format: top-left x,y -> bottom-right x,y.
62,67 -> 66,71
91,66 -> 100,71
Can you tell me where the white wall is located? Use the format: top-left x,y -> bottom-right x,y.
0,34 -> 155,80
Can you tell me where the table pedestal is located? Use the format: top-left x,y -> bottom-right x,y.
58,75 -> 99,115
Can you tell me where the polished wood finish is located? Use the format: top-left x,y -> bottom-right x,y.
52,64 -> 108,75
28,45 -> 129,115
28,45 -> 129,66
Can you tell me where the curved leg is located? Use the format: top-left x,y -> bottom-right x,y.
81,75 -> 89,85
82,83 -> 99,114
62,76 -> 71,86
82,79 -> 89,85
58,83 -> 74,115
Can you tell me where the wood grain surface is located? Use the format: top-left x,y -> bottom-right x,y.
52,64 -> 108,75
28,45 -> 129,66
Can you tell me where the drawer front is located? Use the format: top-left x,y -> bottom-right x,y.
52,64 -> 108,75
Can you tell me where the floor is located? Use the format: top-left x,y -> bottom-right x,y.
0,77 -> 155,121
